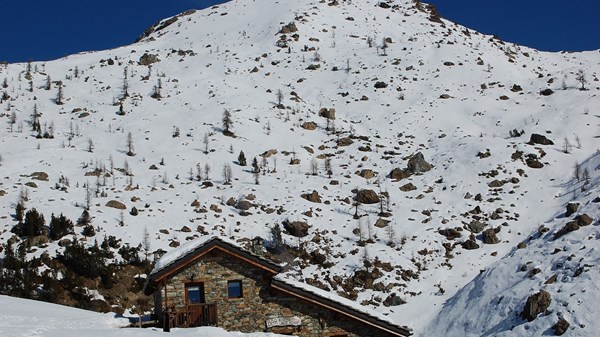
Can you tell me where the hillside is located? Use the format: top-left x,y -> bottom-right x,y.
0,0 -> 598,334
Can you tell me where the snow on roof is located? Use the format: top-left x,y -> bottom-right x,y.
273,274 -> 405,329
150,235 -> 242,275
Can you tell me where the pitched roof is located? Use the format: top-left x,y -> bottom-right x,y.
272,276 -> 412,337
143,236 -> 283,295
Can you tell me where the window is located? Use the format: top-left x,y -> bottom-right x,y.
227,280 -> 243,298
185,283 -> 205,304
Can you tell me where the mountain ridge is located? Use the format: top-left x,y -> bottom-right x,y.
0,0 -> 598,334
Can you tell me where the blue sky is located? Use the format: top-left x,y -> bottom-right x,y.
1,0 -> 598,63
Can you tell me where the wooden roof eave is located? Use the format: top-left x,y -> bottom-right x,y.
271,279 -> 412,337
144,238 -> 282,295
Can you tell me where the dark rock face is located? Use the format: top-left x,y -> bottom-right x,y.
565,202 -> 579,217
355,189 -> 380,204
283,220 -> 309,237
406,152 -> 432,173
529,133 -> 554,145
482,228 -> 499,244
521,290 -> 551,322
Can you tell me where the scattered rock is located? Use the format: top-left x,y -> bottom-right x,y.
521,290 -> 551,322
544,274 -> 558,285
25,182 -> 38,188
540,88 -> 554,96
488,179 -> 506,188
191,199 -> 200,207
106,200 -> 126,210
511,84 -> 523,92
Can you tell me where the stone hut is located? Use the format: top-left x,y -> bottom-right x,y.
143,236 -> 411,336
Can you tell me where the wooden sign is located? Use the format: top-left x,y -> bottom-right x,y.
266,316 -> 302,328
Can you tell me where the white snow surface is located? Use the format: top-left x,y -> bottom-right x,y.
0,295 -> 287,337
0,0 -> 598,335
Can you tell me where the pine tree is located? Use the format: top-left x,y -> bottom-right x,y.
238,151 -> 247,166
222,109 -> 233,136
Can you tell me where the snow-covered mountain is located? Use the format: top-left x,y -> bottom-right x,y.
0,0 -> 598,335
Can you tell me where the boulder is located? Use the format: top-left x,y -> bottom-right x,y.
389,168 -> 410,180
383,293 -> 406,307
302,121 -> 317,130
279,22 -> 298,34
528,133 -> 554,145
357,169 -> 376,179
565,202 -> 578,217
355,189 -> 380,204
521,290 -> 551,322
301,190 -> 322,203
553,318 -> 570,336
553,221 -> 579,240
30,172 -> 49,181
399,183 -> 417,192
374,81 -> 388,89
374,218 -> 391,228
106,200 -> 126,210
139,53 -> 160,65
540,88 -> 554,96
319,108 -> 336,120
406,152 -> 432,173
438,228 -> 461,240
237,200 -> 254,211
337,137 -> 353,147
461,239 -> 479,250
575,213 -> 593,226
482,228 -> 499,244
467,220 -> 486,233
283,221 -> 309,237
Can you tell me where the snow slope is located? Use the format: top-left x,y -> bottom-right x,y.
422,153 -> 600,336
0,0 -> 599,334
0,295 -> 286,337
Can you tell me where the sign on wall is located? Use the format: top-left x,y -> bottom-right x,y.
266,316 -> 302,328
